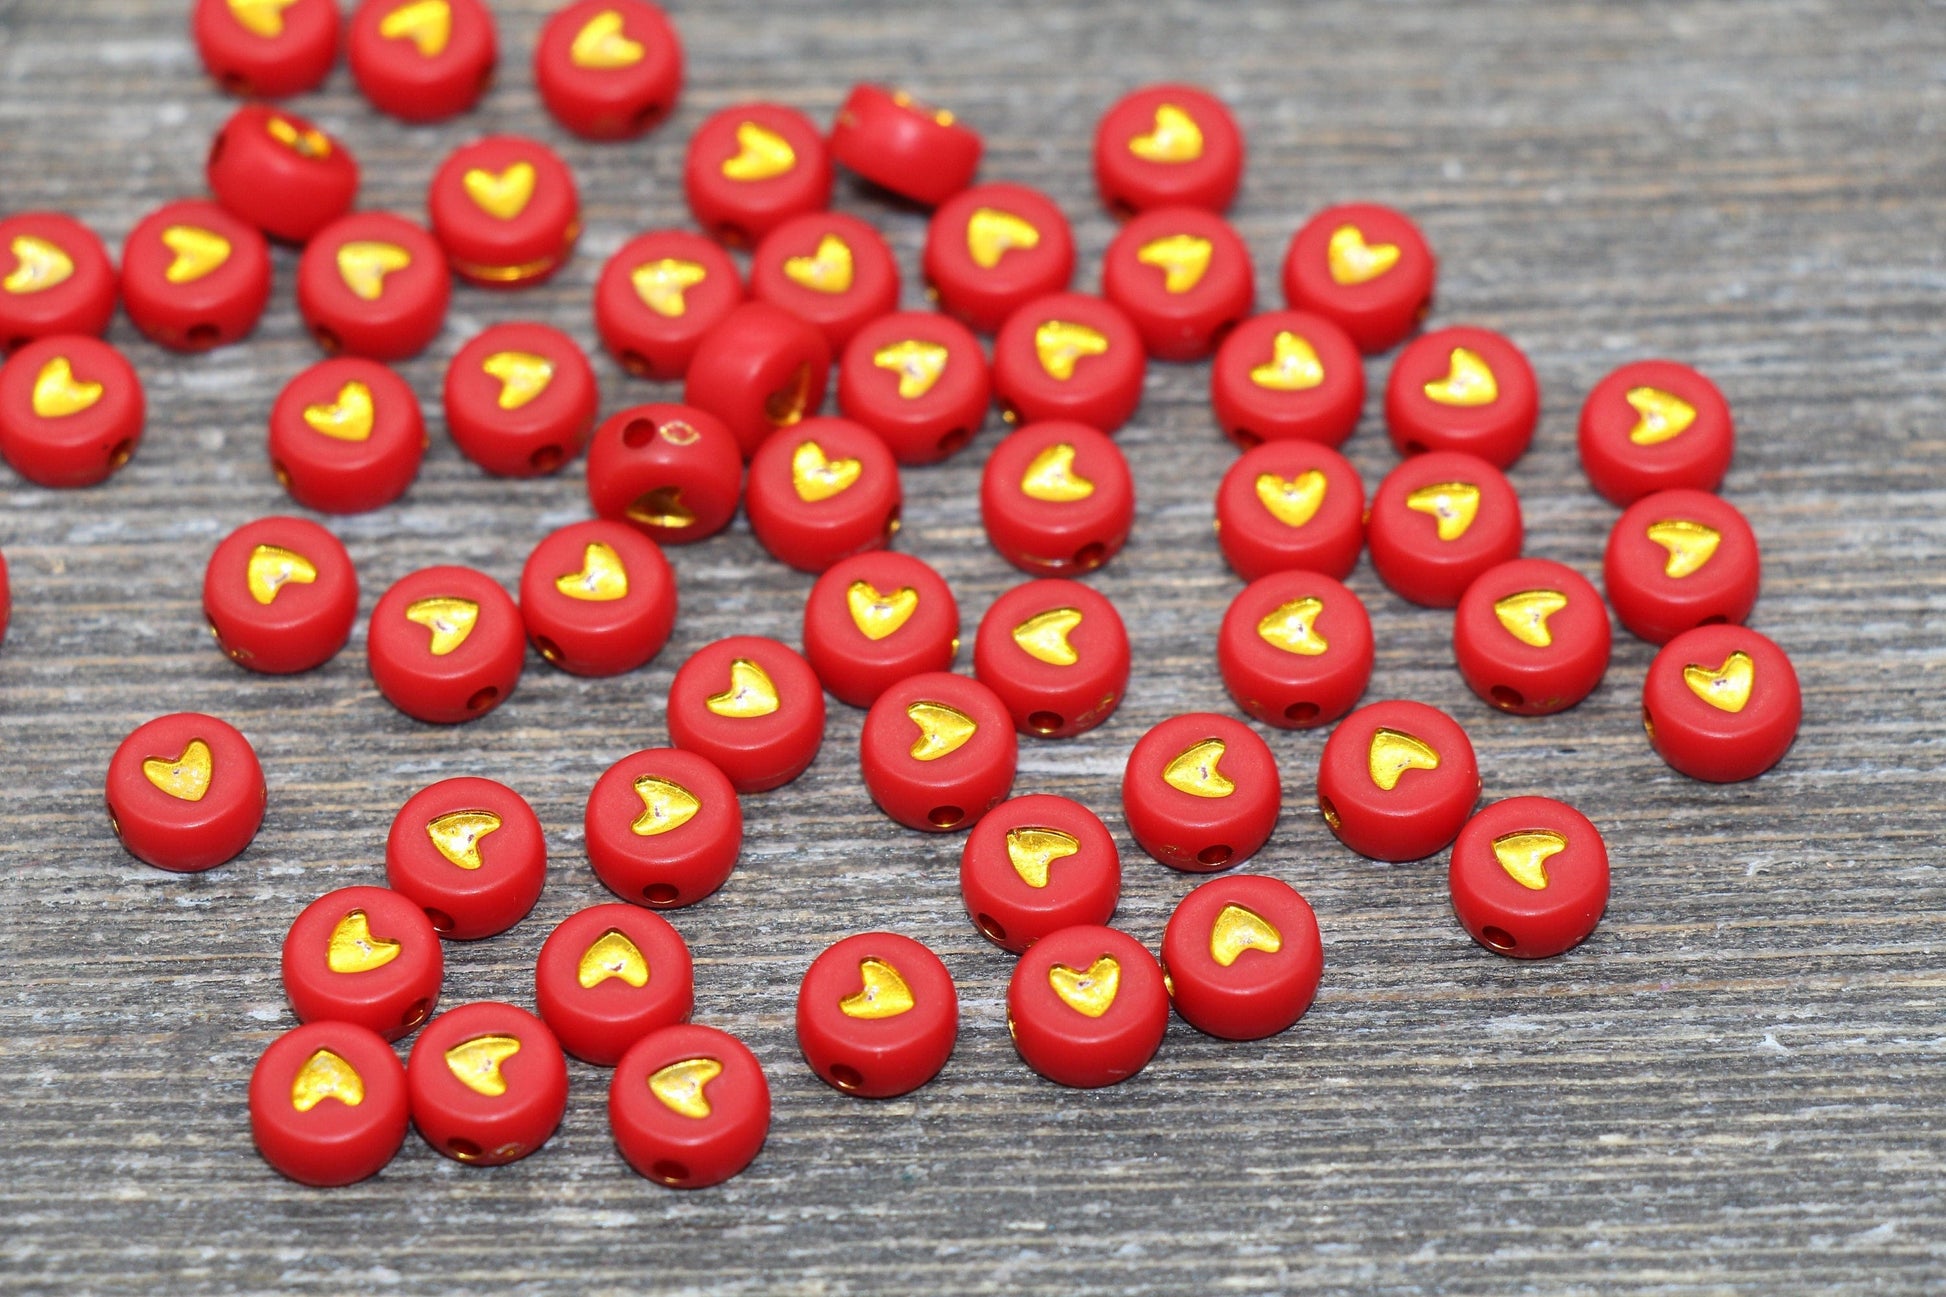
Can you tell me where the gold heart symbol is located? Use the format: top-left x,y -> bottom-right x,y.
1033,319 -> 1108,381
706,658 -> 780,718
1128,103 -> 1202,163
846,580 -> 918,640
1136,233 -> 1212,294
1257,596 -> 1328,656
1209,903 -> 1283,967
791,440 -> 862,502
4,234 -> 74,294
265,115 -> 332,159
554,541 -> 628,602
445,1034 -> 521,1097
302,381 -> 374,442
142,739 -> 213,802
481,350 -> 553,410
1006,826 -> 1079,889
463,163 -> 537,221
404,596 -> 480,657
327,909 -> 401,974
578,928 -> 650,988
570,9 -> 644,68
1646,519 -> 1721,579
783,234 -> 854,295
1492,829 -> 1566,891
246,544 -> 318,605
290,1048 -> 365,1112
336,241 -> 411,302
630,257 -> 706,318
31,356 -> 102,418
426,810 -> 501,870
1423,347 -> 1499,407
627,486 -> 695,530
1250,331 -> 1325,392
907,700 -> 978,762
1011,607 -> 1083,666
1163,738 -> 1234,798
1404,481 -> 1480,542
1368,727 -> 1440,791
1020,443 -> 1096,502
1626,386 -> 1697,446
1048,955 -> 1120,1017
966,207 -> 1039,269
228,0 -> 298,38
649,1057 -> 721,1118
1683,649 -> 1754,714
1254,469 -> 1327,528
1493,589 -> 1568,648
161,225 -> 232,285
630,775 -> 700,836
872,338 -> 949,399
378,0 -> 451,57
1327,224 -> 1401,286
721,121 -> 796,181
838,957 -> 916,1019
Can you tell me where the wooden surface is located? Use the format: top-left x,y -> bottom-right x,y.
1,0 -> 1942,1292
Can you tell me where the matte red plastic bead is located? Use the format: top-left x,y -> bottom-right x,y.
1385,326 -> 1539,467
533,0 -> 683,140
120,200 -> 271,352
860,671 -> 1016,832
684,103 -> 832,247
837,311 -> 989,464
1122,713 -> 1280,872
367,565 -> 524,723
1214,440 -> 1366,583
797,931 -> 957,1097
1101,206 -> 1253,361
1093,84 -> 1244,217
206,106 -> 359,246
594,230 -> 742,380
106,712 -> 265,872
0,336 -> 144,488
427,136 -> 579,287
1209,310 -> 1364,448
1217,570 -> 1373,730
297,212 -> 451,360
1604,488 -> 1760,645
249,1021 -> 408,1188
683,300 -> 832,458
519,519 -> 675,677
750,212 -> 900,355
584,746 -> 742,907
610,1023 -> 770,1187
386,777 -> 546,939
534,903 -> 694,1066
745,417 -> 902,573
406,1002 -> 567,1166
1007,924 -> 1167,1089
1367,451 -> 1523,607
973,578 -> 1130,739
1316,699 -> 1480,862
1161,874 -> 1322,1040
444,322 -> 596,477
0,213 -> 116,349
193,0 -> 340,98
268,358 -> 423,513
1579,360 -> 1734,505
829,84 -> 981,206
281,885 -> 443,1041
1449,796 -> 1609,959
1282,203 -> 1437,354
348,0 -> 497,123
1643,624 -> 1800,783
1453,557 -> 1610,715
923,182 -> 1075,334
203,515 -> 357,674
585,402 -> 743,545
991,292 -> 1146,433
980,421 -> 1134,576
802,551 -> 960,708
960,794 -> 1120,954
666,636 -> 825,793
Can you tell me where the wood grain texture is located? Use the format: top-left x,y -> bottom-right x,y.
1,0 -> 1942,1292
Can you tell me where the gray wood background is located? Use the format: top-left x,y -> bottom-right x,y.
0,0 -> 1940,1292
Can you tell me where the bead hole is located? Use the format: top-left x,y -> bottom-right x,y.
1403,440 -> 1428,456
883,506 -> 902,540
829,1063 -> 865,1092
715,222 -> 750,248
631,102 -> 667,132
187,323 -> 221,350
1232,427 -> 1262,450
534,636 -> 564,665
207,133 -> 227,169
928,805 -> 965,829
466,686 -> 500,712
1284,700 -> 1320,725
936,426 -> 971,457
1318,794 -> 1342,832
108,439 -> 134,471
1642,704 -> 1657,741
1072,542 -> 1107,571
402,997 -> 430,1030
975,913 -> 1008,945
1026,710 -> 1064,736
1107,196 -> 1137,222
447,1137 -> 483,1161
621,417 -> 658,448
1482,926 -> 1517,951
651,1158 -> 690,1184
1196,843 -> 1233,868
312,326 -> 342,355
424,907 -> 454,934
529,444 -> 565,474
270,459 -> 292,488
1490,685 -> 1525,711
1699,614 -> 1727,626
643,883 -> 680,906
619,350 -> 653,377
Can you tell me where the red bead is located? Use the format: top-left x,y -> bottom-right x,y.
386,777 -> 546,940
973,578 -> 1130,738
829,84 -> 981,206
1209,310 -> 1364,448
1007,924 -> 1167,1089
1161,874 -> 1322,1040
1101,206 -> 1253,361
206,106 -> 359,246
268,358 -> 424,513
665,636 -> 825,793
1315,700 -> 1480,862
796,931 -> 957,1097
750,212 -> 900,355
584,746 -> 742,907
594,230 -> 742,380
427,136 -> 579,287
1604,488 -> 1760,645
0,336 -> 144,487
991,292 -> 1146,433
121,200 -> 271,353
683,103 -> 832,247
348,0 -> 497,123
1281,203 -> 1437,354
1643,624 -> 1800,783
801,551 -> 959,708
203,515 -> 357,674
297,212 -> 451,360
923,182 -> 1075,334
1214,440 -> 1366,582
860,671 -> 1017,833
1449,796 -> 1609,959
1453,557 -> 1610,715
106,712 -> 265,872
1093,84 -> 1244,217
367,565 -> 525,723
1578,360 -> 1734,505
980,421 -> 1134,576
533,0 -> 682,140
193,0 -> 340,98
837,311 -> 989,464
443,322 -> 597,477
745,418 -> 902,573
0,213 -> 116,349
519,519 -> 675,676
959,794 -> 1120,954
281,885 -> 443,1041
1367,451 -> 1523,607
406,1002 -> 568,1166
683,300 -> 831,458
248,1022 -> 408,1188
534,903 -> 694,1066
1385,327 -> 1539,467
610,1023 -> 770,1187
585,402 -> 743,544
1217,570 -> 1372,729
1122,713 -> 1280,872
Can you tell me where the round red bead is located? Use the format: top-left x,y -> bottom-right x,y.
367,565 -> 524,723
533,0 -> 682,140
534,903 -> 694,1066
750,212 -> 900,355
203,515 -> 357,674
348,0 -> 497,123
444,322 -> 596,477
1282,203 -> 1437,355
1385,326 -> 1539,466
991,292 -> 1146,433
610,1023 -> 770,1187
120,200 -> 271,352
1367,451 -> 1523,607
0,336 -> 144,488
1217,570 -> 1373,729
385,777 -> 546,940
519,519 -> 675,677
1604,488 -> 1760,645
860,671 -> 1017,833
1449,796 -> 1609,959
1007,925 -> 1167,1089
1215,440 -> 1366,582
594,230 -> 742,381
980,421 -> 1134,576
1316,699 -> 1480,862
973,578 -> 1130,738
683,300 -> 831,458
683,103 -> 832,248
1093,84 -> 1244,217
1453,557 -> 1610,715
0,212 -> 116,349
206,106 -> 359,246
1161,874 -> 1322,1040
837,311 -> 989,464
268,358 -> 424,513
281,885 -> 443,1041
297,212 -> 451,361
428,136 -> 579,287
1643,624 -> 1800,783
1209,310 -> 1364,448
1101,206 -> 1253,361
106,712 -> 265,872
584,746 -> 743,907
801,551 -> 960,708
923,182 -> 1075,334
248,1022 -> 408,1188
1579,360 -> 1734,505
1122,712 -> 1280,872
829,84 -> 982,207
665,636 -> 825,793
960,794 -> 1120,954
406,1002 -> 567,1166
584,402 -> 743,545
796,931 -> 958,1097
745,417 -> 902,573
193,0 -> 340,98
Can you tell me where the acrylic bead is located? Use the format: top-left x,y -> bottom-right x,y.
980,421 -> 1134,576
796,931 -> 958,1097
1161,874 -> 1322,1040
347,0 -> 497,123
281,885 -> 443,1041
744,417 -> 902,573
972,578 -> 1130,739
1209,310 -> 1364,448
519,519 -> 676,676
665,636 -> 825,793
1100,205 -> 1254,361
0,212 -> 116,348
584,402 -> 743,545
1281,203 -> 1437,354
405,1001 -> 568,1166
594,230 -> 742,381
248,1021 -> 408,1188
1315,699 -> 1480,862
1007,925 -> 1167,1089
991,292 -> 1146,433
0,336 -> 144,488
1216,570 -> 1373,729
427,135 -> 580,287
1448,796 -> 1610,959
121,199 -> 272,352
859,671 -> 1017,833
367,565 -> 524,723
960,794 -> 1120,954
268,358 -> 424,513
193,0 -> 340,98
203,515 -> 357,674
385,777 -> 546,940
1214,440 -> 1366,583
923,182 -> 1075,334
533,0 -> 683,140
1452,557 -> 1610,715
828,84 -> 982,207
1093,84 -> 1244,216
1385,326 -> 1539,467
584,747 -> 742,908
1642,624 -> 1800,783
836,310 -> 989,464
1121,712 -> 1280,872
1603,488 -> 1760,645
610,1024 -> 770,1187
206,105 -> 359,245
750,212 -> 900,355
296,211 -> 451,360
683,103 -> 832,247
1578,360 -> 1734,505
801,550 -> 960,708
683,300 -> 831,458
105,712 -> 265,872
534,903 -> 694,1066
444,322 -> 597,476
1366,451 -> 1522,607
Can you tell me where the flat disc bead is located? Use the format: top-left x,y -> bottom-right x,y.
1367,451 -> 1523,607
206,106 -> 358,245
120,200 -> 271,352
534,0 -> 683,140
980,421 -> 1134,576
1122,713 -> 1280,872
1316,699 -> 1480,862
367,565 -> 524,723
1282,203 -> 1437,355
796,931 -> 958,1097
666,636 -> 825,793
1449,796 -> 1609,959
584,402 -> 743,545
745,418 -> 902,573
594,231 -> 742,380
860,671 -> 1017,833
1217,570 -> 1373,729
193,0 -> 340,98
1604,488 -> 1760,644
684,300 -> 831,458
203,515 -> 357,673
960,794 -> 1120,954
405,1002 -> 567,1166
802,551 -> 960,708
281,885 -> 443,1041
297,212 -> 451,361
428,136 -> 579,287
1101,206 -> 1254,361
248,1022 -> 408,1188
992,293 -> 1146,433
0,213 -> 116,348
973,578 -> 1130,738
1215,441 -> 1366,582
534,903 -> 694,1066
444,322 -> 596,476
1453,557 -> 1610,715
837,311 -> 989,464
1579,360 -> 1734,505
1007,924 -> 1167,1089
1643,624 -> 1800,783
1093,83 -> 1243,216
269,358 -> 424,513
1384,326 -> 1540,467
348,0 -> 497,123
519,519 -> 676,676
750,212 -> 900,355
1209,310 -> 1364,448
610,1024 -> 770,1188
584,747 -> 742,907
684,103 -> 832,248
0,336 -> 145,487
1161,874 -> 1322,1040
385,777 -> 546,939
829,84 -> 982,207
106,712 -> 265,872
923,182 -> 1075,334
